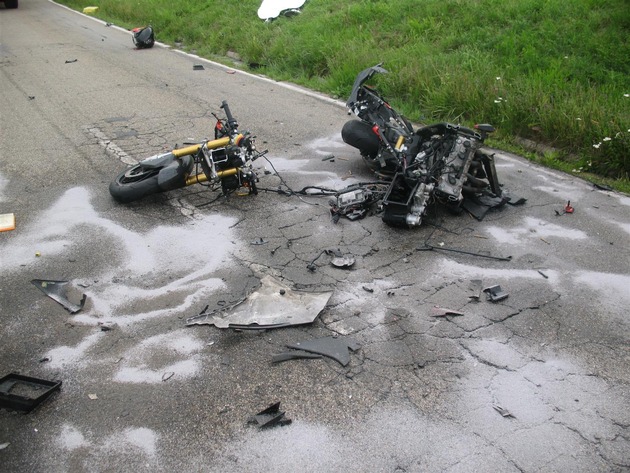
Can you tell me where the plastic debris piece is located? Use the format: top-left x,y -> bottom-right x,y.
286,336 -> 360,367
537,270 -> 549,279
0,442 -> 9,450
99,322 -> 116,331
31,279 -> 87,314
0,213 -> 16,232
493,404 -> 515,418
468,279 -> 483,300
162,372 -> 174,382
0,373 -> 62,413
483,285 -> 509,302
271,351 -> 323,363
193,64 -> 205,70
248,402 -> 292,429
83,6 -> 98,14
250,237 -> 268,245
65,59 -> 78,64
430,306 -> 464,317
331,255 -> 355,268
186,275 -> 332,329
88,393 -> 98,400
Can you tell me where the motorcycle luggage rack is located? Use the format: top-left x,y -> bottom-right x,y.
381,173 -> 420,227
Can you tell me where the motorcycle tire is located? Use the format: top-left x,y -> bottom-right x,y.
109,164 -> 161,203
341,120 -> 380,158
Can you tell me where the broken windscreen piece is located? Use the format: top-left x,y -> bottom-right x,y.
31,279 -> 86,314
186,275 -> 332,329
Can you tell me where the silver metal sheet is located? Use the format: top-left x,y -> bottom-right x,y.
186,275 -> 332,329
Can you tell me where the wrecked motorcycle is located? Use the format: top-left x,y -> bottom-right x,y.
341,64 -> 502,227
109,100 -> 263,203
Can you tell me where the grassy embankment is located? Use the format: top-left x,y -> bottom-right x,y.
59,0 -> 630,191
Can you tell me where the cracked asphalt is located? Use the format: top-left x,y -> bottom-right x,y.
1,1 -> 629,472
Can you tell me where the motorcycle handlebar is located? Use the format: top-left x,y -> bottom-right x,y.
221,100 -> 238,132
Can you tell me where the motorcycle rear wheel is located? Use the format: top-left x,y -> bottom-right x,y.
109,165 -> 161,203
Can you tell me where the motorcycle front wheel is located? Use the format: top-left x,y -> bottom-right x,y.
109,165 -> 161,203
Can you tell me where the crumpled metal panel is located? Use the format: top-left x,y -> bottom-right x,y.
186,275 -> 332,329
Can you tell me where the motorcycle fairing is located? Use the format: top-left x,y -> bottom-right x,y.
157,155 -> 194,191
347,63 -> 388,108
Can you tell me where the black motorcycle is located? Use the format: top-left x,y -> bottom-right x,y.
341,64 -> 502,227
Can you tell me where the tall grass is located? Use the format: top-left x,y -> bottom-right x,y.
59,0 -> 629,178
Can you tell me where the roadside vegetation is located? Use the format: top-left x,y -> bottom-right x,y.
58,0 -> 629,190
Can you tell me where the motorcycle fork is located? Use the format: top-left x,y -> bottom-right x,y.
169,136 -> 239,187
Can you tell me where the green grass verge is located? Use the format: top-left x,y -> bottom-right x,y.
58,0 -> 629,189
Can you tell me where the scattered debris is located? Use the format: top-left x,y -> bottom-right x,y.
38,357 -> 51,363
250,237 -> 268,245
0,373 -> 62,413
331,254 -> 355,268
271,351 -> 323,363
65,59 -> 78,64
98,322 -> 116,331
537,270 -> 549,279
0,213 -> 15,232
88,393 -> 98,400
162,372 -> 174,382
493,404 -> 515,418
555,200 -> 575,216
0,442 -> 9,450
286,336 -> 360,367
362,286 -> 374,293
462,194 -> 511,221
193,64 -> 205,71
468,279 -> 483,300
186,275 -> 332,329
307,249 -> 355,271
31,279 -> 87,314
248,402 -> 292,428
593,183 -> 613,191
564,200 -> 574,213
430,306 -> 464,317
483,285 -> 509,302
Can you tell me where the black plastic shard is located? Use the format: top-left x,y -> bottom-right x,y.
31,279 -> 86,314
0,373 -> 62,413
271,351 -> 323,363
286,336 -> 360,367
483,285 -> 509,302
248,402 -> 292,429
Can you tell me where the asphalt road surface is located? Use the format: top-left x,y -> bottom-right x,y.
1,1 -> 629,472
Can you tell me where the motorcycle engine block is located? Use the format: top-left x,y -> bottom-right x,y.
435,135 -> 480,202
